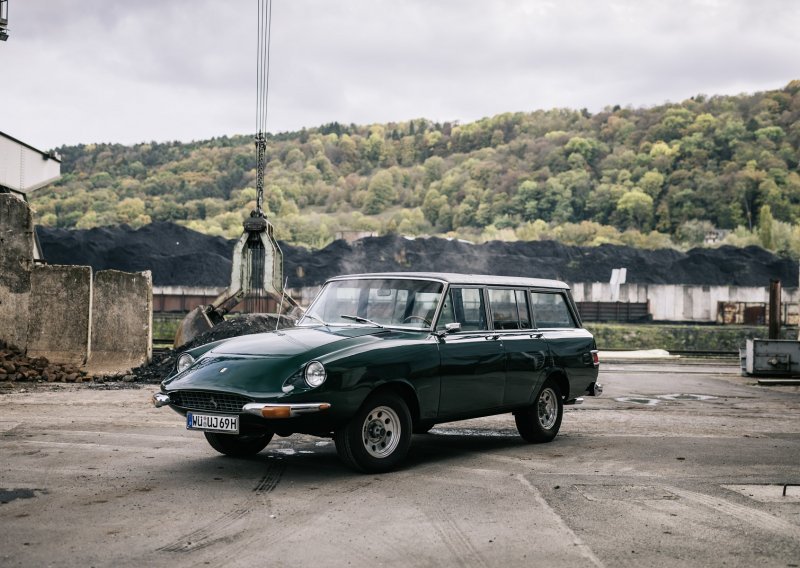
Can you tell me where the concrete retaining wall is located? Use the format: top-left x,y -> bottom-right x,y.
26,265 -> 93,365
1,196 -> 153,372
88,270 -> 153,374
0,196 -> 34,349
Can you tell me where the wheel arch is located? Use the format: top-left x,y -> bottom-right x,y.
546,369 -> 570,400
368,381 -> 421,427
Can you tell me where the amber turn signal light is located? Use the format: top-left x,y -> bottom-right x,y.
261,406 -> 292,419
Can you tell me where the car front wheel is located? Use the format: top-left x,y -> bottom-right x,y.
515,378 -> 563,443
204,431 -> 273,457
335,392 -> 412,473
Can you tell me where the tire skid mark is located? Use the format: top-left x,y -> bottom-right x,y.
424,504 -> 489,568
157,460 -> 285,554
253,461 -> 285,495
157,507 -> 250,553
202,476 -> 386,565
667,486 -> 800,539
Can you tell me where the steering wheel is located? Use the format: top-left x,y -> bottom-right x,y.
404,315 -> 432,326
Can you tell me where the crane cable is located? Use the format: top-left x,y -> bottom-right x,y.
246,0 -> 273,313
254,0 -> 272,218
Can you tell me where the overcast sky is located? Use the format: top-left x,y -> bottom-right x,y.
1,0 -> 798,151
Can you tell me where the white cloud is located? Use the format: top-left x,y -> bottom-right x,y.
0,0 -> 797,150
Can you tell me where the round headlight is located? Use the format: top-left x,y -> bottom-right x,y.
176,353 -> 195,373
304,361 -> 326,387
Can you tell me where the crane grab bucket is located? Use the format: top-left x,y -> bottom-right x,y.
172,215 -> 297,349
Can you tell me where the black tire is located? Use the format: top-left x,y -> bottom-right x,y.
515,378 -> 563,443
204,431 -> 273,457
413,423 -> 433,435
335,392 -> 413,473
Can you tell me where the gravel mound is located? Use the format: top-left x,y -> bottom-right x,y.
36,223 -> 798,288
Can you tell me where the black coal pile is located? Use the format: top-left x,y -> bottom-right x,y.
38,222 -> 235,287
130,313 -> 296,384
36,222 -> 798,287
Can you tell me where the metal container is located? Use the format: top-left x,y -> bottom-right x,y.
743,338 -> 800,376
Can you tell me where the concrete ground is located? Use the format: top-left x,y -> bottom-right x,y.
1,360 -> 799,568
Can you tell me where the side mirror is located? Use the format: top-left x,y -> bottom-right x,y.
434,322 -> 462,339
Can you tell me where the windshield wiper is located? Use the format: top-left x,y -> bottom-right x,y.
340,314 -> 385,328
302,313 -> 328,326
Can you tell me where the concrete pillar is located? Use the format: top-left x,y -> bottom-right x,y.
0,195 -> 34,350
26,265 -> 92,365
88,270 -> 153,374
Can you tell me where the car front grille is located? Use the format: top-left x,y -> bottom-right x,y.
169,390 -> 252,413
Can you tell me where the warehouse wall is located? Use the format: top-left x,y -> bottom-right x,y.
153,282 -> 800,324
569,282 -> 800,322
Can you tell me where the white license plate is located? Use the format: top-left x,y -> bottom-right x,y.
186,412 -> 239,434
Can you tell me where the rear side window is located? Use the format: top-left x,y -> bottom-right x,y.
437,287 -> 487,331
488,288 -> 531,330
531,292 -> 575,328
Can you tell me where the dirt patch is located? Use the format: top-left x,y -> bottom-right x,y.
36,223 -> 798,288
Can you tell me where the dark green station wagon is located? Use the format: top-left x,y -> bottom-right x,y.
154,273 -> 601,473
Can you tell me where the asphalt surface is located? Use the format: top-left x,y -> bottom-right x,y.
1,360 -> 799,567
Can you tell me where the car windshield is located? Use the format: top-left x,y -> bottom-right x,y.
300,278 -> 444,330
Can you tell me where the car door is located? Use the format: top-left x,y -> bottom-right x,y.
486,287 -> 550,406
437,286 -> 505,417
530,289 -> 596,399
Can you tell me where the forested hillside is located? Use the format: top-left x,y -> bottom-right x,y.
31,81 -> 800,253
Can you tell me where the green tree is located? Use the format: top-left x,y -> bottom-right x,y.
615,190 -> 654,230
758,204 -> 775,249
363,170 -> 396,214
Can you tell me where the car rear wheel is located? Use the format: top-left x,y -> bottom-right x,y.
204,431 -> 273,457
335,392 -> 412,473
515,378 -> 563,443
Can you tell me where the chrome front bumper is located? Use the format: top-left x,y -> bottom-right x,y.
152,392 -> 331,419
152,392 -> 171,407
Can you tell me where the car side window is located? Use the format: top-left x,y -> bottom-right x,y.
488,288 -> 531,330
530,291 -> 576,328
437,287 -> 487,331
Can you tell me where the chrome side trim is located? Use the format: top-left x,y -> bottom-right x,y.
152,392 -> 171,408
564,397 -> 584,405
242,402 -> 332,418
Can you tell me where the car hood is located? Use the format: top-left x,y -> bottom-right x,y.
208,325 -> 381,357
162,325 -> 391,398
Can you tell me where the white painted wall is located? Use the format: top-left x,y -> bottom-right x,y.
0,132 -> 61,194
